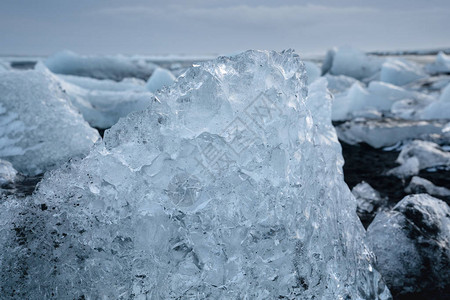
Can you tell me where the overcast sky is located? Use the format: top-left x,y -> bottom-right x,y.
1,0 -> 449,56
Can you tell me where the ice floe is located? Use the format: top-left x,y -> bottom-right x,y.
0,70 -> 99,175
322,47 -> 382,81
44,50 -> 157,81
336,119 -> 447,148
405,176 -> 450,198
388,140 -> 450,178
0,50 -> 390,299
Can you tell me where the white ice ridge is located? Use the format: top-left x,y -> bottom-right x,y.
379,58 -> 426,86
321,47 -> 382,80
388,140 -> 450,178
0,70 -> 99,175
44,50 -> 157,81
35,62 -> 154,129
303,61 -> 321,85
420,83 -> 450,120
426,51 -> 450,75
405,176 -> 450,198
0,50 -> 391,299
35,63 -> 178,129
146,67 -> 176,92
335,119 -> 447,148
0,159 -> 17,187
0,60 -> 10,72
332,81 -> 433,121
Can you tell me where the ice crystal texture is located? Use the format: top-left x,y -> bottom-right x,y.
0,50 -> 390,299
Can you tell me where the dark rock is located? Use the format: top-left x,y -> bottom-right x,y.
352,181 -> 388,228
366,194 -> 450,299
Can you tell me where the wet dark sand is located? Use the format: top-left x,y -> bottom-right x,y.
341,141 -> 450,209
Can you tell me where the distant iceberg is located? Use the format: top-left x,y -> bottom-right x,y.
36,62 -> 154,129
322,47 -> 382,81
420,83 -> 450,120
380,58 -> 426,86
426,51 -> 450,75
44,50 -> 157,81
146,67 -> 176,92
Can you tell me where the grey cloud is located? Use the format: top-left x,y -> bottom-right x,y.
0,1 -> 448,55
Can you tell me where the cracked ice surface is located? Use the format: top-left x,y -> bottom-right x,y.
0,50 -> 391,299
